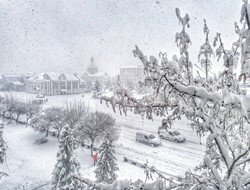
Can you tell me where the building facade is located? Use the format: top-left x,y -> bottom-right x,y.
26,73 -> 83,95
120,65 -> 145,87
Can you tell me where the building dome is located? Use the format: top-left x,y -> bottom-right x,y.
87,57 -> 98,74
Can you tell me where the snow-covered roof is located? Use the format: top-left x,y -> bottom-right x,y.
27,73 -> 80,82
64,74 -> 79,81
11,81 -> 24,86
120,65 -> 144,69
2,74 -> 23,78
48,73 -> 58,80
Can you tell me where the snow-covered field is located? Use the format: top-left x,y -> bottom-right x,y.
0,92 -> 206,189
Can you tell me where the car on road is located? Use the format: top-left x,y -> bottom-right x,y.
158,129 -> 186,143
136,132 -> 161,146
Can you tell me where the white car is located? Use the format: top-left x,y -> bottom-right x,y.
136,132 -> 161,147
36,94 -> 45,98
158,129 -> 186,143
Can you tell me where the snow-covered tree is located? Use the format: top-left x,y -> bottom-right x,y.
126,80 -> 135,91
175,8 -> 193,84
13,100 -> 27,124
64,100 -> 89,129
198,19 -> 214,79
48,107 -> 66,137
31,107 -> 63,137
2,94 -> 16,122
94,134 -> 119,184
51,126 -> 84,190
0,122 -> 6,164
76,112 -> 116,156
30,112 -> 50,137
0,121 -> 8,180
24,101 -> 41,127
238,0 -> 250,85
93,80 -> 102,98
116,74 -> 123,87
96,3 -> 250,189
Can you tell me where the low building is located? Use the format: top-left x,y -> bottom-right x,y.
120,65 -> 145,87
1,74 -> 25,91
26,73 -> 83,95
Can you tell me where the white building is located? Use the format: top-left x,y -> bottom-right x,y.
26,73 -> 84,95
120,65 -> 145,87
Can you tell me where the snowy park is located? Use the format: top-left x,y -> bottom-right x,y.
0,93 -> 205,189
1,0 -> 250,190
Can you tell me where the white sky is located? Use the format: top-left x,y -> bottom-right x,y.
0,0 -> 243,76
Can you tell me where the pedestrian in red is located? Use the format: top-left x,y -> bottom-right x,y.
92,152 -> 98,166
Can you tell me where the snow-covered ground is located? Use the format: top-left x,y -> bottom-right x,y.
0,92 -> 206,189
0,122 -> 148,189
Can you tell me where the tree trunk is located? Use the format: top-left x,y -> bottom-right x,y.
26,118 -> 29,127
205,59 -> 208,79
90,144 -> 93,157
9,113 -> 12,123
16,115 -> 20,124
46,129 -> 49,137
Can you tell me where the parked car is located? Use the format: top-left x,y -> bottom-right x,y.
32,99 -> 44,105
158,128 -> 186,143
36,94 -> 45,98
136,132 -> 161,146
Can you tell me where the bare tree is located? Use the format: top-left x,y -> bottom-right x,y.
64,100 -> 89,129
13,100 -> 26,124
4,94 -> 15,122
24,101 -> 41,127
31,107 -> 63,137
76,112 -> 116,156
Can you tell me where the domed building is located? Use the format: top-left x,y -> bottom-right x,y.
82,57 -> 110,91
87,57 -> 98,74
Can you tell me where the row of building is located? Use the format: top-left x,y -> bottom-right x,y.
0,73 -> 85,95
0,58 -> 145,95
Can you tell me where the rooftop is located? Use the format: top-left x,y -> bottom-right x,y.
120,65 -> 144,69
27,72 -> 80,81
